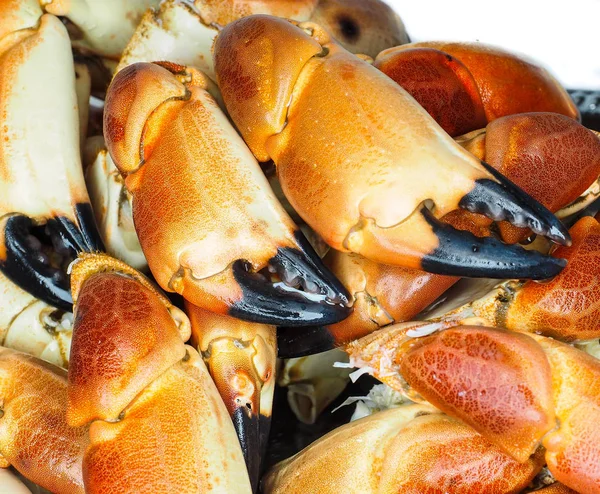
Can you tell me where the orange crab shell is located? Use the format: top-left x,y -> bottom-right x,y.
263,405 -> 544,494
67,254 -> 190,427
531,335 -> 600,494
485,113 -> 600,243
0,348 -> 89,494
381,42 -> 579,122
399,326 -> 555,463
374,47 -> 487,137
506,216 -> 600,341
214,17 -> 322,162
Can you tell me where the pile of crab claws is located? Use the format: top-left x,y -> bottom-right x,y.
103,61 -> 351,327
214,15 -> 571,282
187,303 -> 276,492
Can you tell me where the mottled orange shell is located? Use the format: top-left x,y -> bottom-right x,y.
384,42 -> 578,122
264,407 -> 543,494
0,349 -> 88,494
535,484 -> 578,494
485,113 -> 600,243
400,326 -> 555,462
506,216 -> 600,341
374,47 -> 486,137
532,336 -> 600,494
83,357 -> 248,493
68,272 -> 186,426
324,251 -> 457,345
214,15 -> 322,161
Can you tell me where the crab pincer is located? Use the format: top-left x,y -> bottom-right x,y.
214,15 -> 570,281
103,61 -> 350,326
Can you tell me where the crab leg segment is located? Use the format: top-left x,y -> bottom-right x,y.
68,253 -> 251,493
104,61 -> 350,325
214,15 -> 569,280
187,304 -> 276,491
263,405 -> 544,494
0,14 -> 103,311
0,348 -> 89,493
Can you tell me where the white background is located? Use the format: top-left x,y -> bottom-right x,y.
386,0 -> 600,90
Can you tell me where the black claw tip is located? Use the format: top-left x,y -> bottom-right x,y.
459,160 -> 571,246
229,231 -> 351,326
0,215 -> 73,311
232,407 -> 270,492
277,326 -> 336,358
421,208 -> 567,280
0,205 -> 103,311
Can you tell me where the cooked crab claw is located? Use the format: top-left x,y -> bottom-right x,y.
214,15 -> 570,281
103,61 -> 350,325
187,304 -> 276,491
0,14 -> 103,311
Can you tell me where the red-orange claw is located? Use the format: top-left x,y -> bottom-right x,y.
213,16 -> 323,162
374,47 -> 487,137
400,326 -> 555,462
263,405 -> 544,494
382,42 -> 579,122
0,348 -> 89,494
505,216 -> 600,341
484,113 -> 600,243
67,253 -> 190,427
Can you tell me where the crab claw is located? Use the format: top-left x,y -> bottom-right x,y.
278,250 -> 458,357
187,304 -> 276,491
103,61 -> 350,325
0,14 -> 103,311
263,404 -> 544,494
378,42 -> 579,122
214,15 -> 569,281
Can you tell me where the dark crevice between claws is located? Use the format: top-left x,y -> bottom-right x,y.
0,204 -> 104,311
232,407 -> 270,493
420,207 -> 567,280
459,160 -> 571,246
277,326 -> 336,358
229,231 -> 351,326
